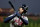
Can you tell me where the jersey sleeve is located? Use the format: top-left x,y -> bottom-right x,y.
21,16 -> 28,25
9,18 -> 14,23
4,13 -> 16,23
23,16 -> 28,21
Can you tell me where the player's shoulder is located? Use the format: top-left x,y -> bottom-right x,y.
22,16 -> 28,18
22,16 -> 28,21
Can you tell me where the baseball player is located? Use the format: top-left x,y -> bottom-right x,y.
4,4 -> 28,27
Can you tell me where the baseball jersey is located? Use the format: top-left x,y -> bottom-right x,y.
9,14 -> 28,27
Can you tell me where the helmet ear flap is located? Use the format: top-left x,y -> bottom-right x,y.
24,10 -> 27,13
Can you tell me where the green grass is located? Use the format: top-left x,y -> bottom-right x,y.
0,17 -> 40,27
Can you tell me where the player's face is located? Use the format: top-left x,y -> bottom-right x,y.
19,8 -> 24,13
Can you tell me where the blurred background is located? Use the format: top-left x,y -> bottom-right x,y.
0,8 -> 40,27
0,0 -> 40,27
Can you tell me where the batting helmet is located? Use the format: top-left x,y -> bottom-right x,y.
22,4 -> 28,13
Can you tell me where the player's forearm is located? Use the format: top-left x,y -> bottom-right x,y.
4,13 -> 16,23
20,17 -> 28,25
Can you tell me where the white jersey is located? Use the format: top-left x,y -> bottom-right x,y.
9,14 -> 28,27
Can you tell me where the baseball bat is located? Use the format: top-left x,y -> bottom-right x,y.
8,1 -> 15,10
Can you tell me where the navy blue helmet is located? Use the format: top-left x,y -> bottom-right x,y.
22,4 -> 28,13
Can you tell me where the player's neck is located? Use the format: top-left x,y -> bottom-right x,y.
19,12 -> 22,14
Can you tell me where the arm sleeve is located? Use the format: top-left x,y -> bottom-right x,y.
4,13 -> 16,23
20,16 -> 28,25
9,18 -> 14,23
